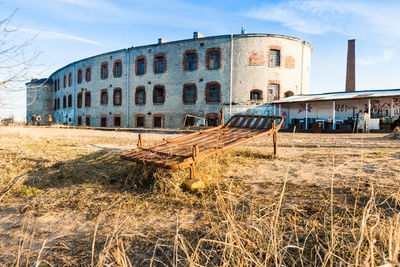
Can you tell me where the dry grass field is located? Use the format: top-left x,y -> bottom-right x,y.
1,126 -> 400,266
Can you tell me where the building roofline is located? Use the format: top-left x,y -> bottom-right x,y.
49,33 -> 312,77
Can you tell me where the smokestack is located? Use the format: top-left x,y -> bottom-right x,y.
345,39 -> 355,92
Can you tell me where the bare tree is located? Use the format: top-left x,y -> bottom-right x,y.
0,10 -> 39,107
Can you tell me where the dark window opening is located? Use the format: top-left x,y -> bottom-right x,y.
114,61 -> 122,78
153,85 -> 165,104
85,67 -> 91,81
77,69 -> 82,84
63,75 -> 66,88
154,56 -> 165,73
54,79 -> 57,91
85,116 -> 90,126
101,117 -> 107,127
77,116 -> 82,126
207,117 -> 218,127
185,52 -> 196,71
68,72 -> 72,87
284,91 -> 294,98
270,49 -> 280,67
85,91 -> 91,107
101,63 -> 108,79
101,90 -> 108,105
68,94 -> 72,107
63,95 -> 67,108
135,87 -> 146,105
250,90 -> 263,101
136,116 -> 145,127
207,51 -> 220,69
183,84 -> 197,104
114,116 -> 121,127
206,82 -> 220,104
113,88 -> 122,106
185,116 -> 195,127
77,92 -> 82,108
153,116 -> 163,128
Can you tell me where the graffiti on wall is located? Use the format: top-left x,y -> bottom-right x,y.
335,98 -> 400,116
297,103 -> 312,113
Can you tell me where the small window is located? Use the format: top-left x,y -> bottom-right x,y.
100,116 -> 107,127
68,94 -> 72,107
268,84 -> 279,101
63,75 -> 66,88
154,54 -> 166,73
135,86 -> 146,105
136,115 -> 145,127
77,92 -> 82,108
77,116 -> 82,126
284,91 -> 294,98
136,56 -> 146,75
184,115 -> 195,127
77,69 -> 82,84
114,115 -> 121,127
101,62 -> 108,79
183,83 -> 197,105
63,95 -> 67,109
205,82 -> 221,104
206,48 -> 221,70
85,115 -> 91,126
184,51 -> 197,71
153,85 -> 165,104
269,49 -> 281,67
250,89 -> 263,101
85,91 -> 91,107
68,72 -> 72,87
100,90 -> 108,105
113,88 -> 122,106
113,60 -> 122,78
206,113 -> 219,127
85,67 -> 91,82
153,115 -> 164,128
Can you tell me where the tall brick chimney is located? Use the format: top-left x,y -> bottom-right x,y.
345,39 -> 355,92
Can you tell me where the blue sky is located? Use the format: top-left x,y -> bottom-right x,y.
1,0 -> 400,119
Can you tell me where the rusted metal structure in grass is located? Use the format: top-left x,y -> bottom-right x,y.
121,110 -> 284,179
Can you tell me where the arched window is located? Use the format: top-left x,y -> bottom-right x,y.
250,89 -> 263,101
284,91 -> 294,98
135,86 -> 146,105
68,72 -> 72,87
205,82 -> 221,104
85,66 -> 91,82
100,89 -> 108,105
85,91 -> 91,107
182,83 -> 197,105
153,85 -> 165,104
54,79 -> 57,91
100,62 -> 108,79
77,69 -> 82,84
113,88 -> 122,106
113,60 -> 123,78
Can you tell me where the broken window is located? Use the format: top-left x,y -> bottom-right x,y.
269,49 -> 280,67
153,85 -> 165,104
184,116 -> 195,127
85,91 -> 91,107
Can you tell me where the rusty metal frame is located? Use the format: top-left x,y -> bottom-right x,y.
121,110 -> 284,179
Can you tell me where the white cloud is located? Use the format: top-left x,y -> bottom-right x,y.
358,49 -> 396,67
18,27 -> 102,45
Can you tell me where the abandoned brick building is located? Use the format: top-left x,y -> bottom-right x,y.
26,32 -> 312,128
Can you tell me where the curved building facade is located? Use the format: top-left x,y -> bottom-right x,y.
27,33 -> 312,128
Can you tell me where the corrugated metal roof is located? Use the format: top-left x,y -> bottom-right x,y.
273,89 -> 400,104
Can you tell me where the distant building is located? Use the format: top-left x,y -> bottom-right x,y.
26,32 -> 312,128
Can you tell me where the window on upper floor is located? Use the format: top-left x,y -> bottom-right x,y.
113,60 -> 122,78
269,49 -> 281,67
85,91 -> 91,107
85,67 -> 91,82
63,95 -> 67,108
250,89 -> 263,101
57,78 -> 60,90
63,75 -> 66,88
68,94 -> 72,107
183,83 -> 197,105
113,88 -> 122,106
205,82 -> 221,104
100,90 -> 108,105
154,54 -> 166,74
54,79 -> 57,92
206,48 -> 221,70
184,51 -> 197,71
77,69 -> 82,84
101,62 -> 108,79
68,72 -> 72,87
268,83 -> 280,101
77,92 -> 82,108
136,56 -> 146,75
135,86 -> 146,105
153,85 -> 165,105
